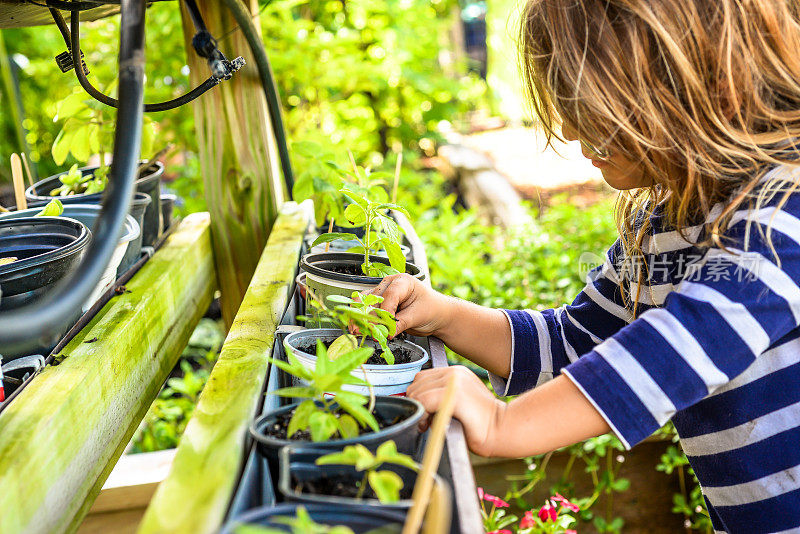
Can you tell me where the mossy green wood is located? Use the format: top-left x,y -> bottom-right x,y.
180,0 -> 287,329
138,203 -> 309,534
0,213 -> 216,534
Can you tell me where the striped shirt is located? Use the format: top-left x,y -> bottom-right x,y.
489,166 -> 800,533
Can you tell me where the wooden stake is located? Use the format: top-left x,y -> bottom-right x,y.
20,152 -> 35,193
392,151 -> 402,204
10,154 -> 27,210
402,375 -> 458,534
324,218 -> 335,253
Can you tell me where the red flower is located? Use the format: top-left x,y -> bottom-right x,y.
538,500 -> 558,522
553,493 -> 581,513
520,511 -> 536,529
477,487 -> 510,508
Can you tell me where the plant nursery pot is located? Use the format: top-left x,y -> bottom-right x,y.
0,205 -> 139,307
300,252 -> 425,314
25,161 -> 163,247
0,217 -> 90,358
160,192 -> 177,232
310,238 -> 412,260
278,446 -> 448,511
223,502 -> 406,534
250,396 -> 424,481
284,329 -> 429,396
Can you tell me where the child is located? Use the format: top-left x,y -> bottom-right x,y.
372,1 -> 800,532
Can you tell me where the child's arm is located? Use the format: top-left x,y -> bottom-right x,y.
407,366 -> 611,457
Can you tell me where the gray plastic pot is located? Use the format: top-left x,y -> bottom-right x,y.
25,161 -> 163,247
250,396 -> 424,482
300,252 -> 425,325
160,192 -> 177,232
284,329 -> 429,396
278,445 -> 448,511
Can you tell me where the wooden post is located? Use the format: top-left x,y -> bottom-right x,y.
180,0 -> 286,329
0,213 -> 216,534
138,203 -> 309,534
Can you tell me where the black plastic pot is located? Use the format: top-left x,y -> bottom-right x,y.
160,192 -> 177,232
250,396 -> 424,482
25,161 -> 164,247
223,502 -> 406,534
278,446 -> 446,511
118,193 -> 151,275
0,218 -> 90,358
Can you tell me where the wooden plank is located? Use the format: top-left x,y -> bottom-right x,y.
0,213 -> 216,534
180,0 -> 286,328
0,3 -> 118,29
137,202 -> 310,534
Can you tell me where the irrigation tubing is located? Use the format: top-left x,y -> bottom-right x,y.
219,0 -> 295,194
0,0 -> 144,355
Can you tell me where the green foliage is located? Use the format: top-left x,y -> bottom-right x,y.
272,339 -> 378,441
35,198 -> 63,217
316,441 -> 417,503
305,292 -> 397,364
312,185 -> 408,275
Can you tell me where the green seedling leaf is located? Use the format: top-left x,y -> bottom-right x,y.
328,334 -> 358,360
0,257 -> 18,266
375,441 -> 418,471
326,294 -> 356,304
287,399 -> 316,438
335,395 -> 379,433
368,471 -> 403,504
344,203 -> 366,225
36,199 -> 64,217
328,346 -> 373,376
337,414 -> 360,439
309,411 -> 338,442
316,444 -> 371,467
272,386 -> 317,398
312,232 -> 355,246
381,239 -> 406,273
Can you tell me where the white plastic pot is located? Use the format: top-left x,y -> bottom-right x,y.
284,328 -> 429,396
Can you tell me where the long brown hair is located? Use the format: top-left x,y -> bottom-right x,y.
520,0 -> 800,312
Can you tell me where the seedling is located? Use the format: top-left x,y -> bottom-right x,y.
234,506 -> 355,534
312,185 -> 409,277
302,291 -> 397,365
50,90 -> 154,196
35,199 -> 64,217
270,340 -> 379,441
316,441 -> 418,503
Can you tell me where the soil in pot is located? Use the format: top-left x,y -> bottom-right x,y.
294,473 -> 413,501
265,406 -> 405,441
294,338 -> 418,366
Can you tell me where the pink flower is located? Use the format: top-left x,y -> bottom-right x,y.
553,493 -> 580,513
565,530 -> 577,534
477,486 -> 510,508
486,531 -> 512,534
538,500 -> 558,522
520,511 -> 536,529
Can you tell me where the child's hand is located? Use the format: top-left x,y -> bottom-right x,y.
368,274 -> 454,337
406,366 -> 506,457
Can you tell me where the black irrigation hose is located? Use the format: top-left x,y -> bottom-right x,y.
0,0 -> 145,355
219,0 -> 294,195
60,9 -> 219,112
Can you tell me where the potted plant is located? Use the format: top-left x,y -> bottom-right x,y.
249,340 -> 424,477
224,503 -> 406,534
278,441 -> 447,511
286,292 -> 429,396
300,187 -> 425,304
24,92 -> 165,247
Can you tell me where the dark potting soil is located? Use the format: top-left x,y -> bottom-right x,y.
264,408 -> 405,441
295,339 -> 418,365
293,473 -> 413,501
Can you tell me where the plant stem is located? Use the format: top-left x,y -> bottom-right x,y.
356,471 -> 369,499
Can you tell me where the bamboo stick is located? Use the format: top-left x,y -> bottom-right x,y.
20,153 -> 35,193
402,375 -> 458,534
392,152 -> 402,204
10,153 -> 27,210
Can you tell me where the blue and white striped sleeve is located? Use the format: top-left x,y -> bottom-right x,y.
489,241 -> 631,396
563,204 -> 800,449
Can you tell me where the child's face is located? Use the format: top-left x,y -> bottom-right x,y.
562,123 -> 649,190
